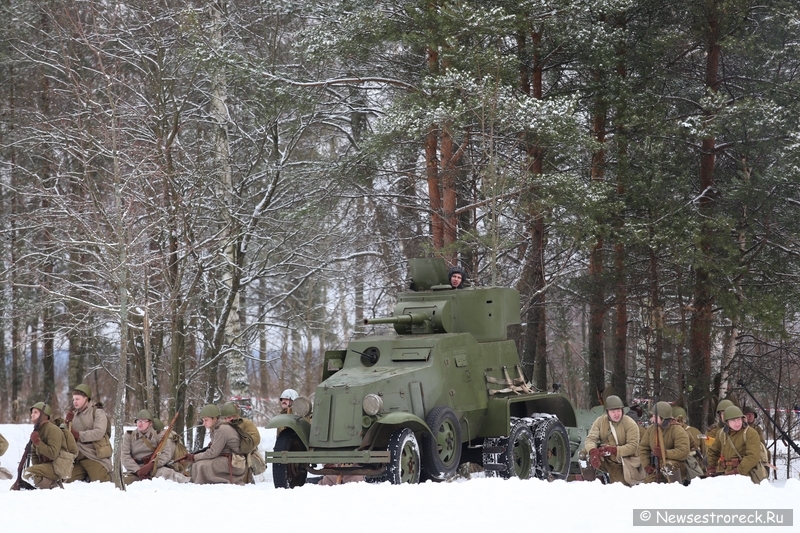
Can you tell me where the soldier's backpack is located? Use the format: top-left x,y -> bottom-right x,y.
227,419 -> 258,455
53,419 -> 78,479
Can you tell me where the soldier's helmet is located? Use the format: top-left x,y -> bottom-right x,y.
152,419 -> 165,433
655,401 -> 673,419
220,402 -> 239,418
743,406 -> 757,417
716,399 -> 734,413
30,402 -> 53,418
199,404 -> 221,419
73,383 -> 92,399
135,409 -> 154,422
604,395 -> 624,410
280,389 -> 299,401
672,406 -> 688,422
723,405 -> 745,422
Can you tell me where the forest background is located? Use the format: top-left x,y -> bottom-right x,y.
1,0 -> 800,451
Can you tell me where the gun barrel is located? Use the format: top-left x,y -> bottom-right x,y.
364,312 -> 428,326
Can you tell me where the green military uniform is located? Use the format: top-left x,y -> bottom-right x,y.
707,406 -> 764,483
24,421 -> 65,489
705,399 -> 734,449
639,419 -> 689,483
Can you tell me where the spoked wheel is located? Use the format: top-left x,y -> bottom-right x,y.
385,428 -> 421,484
499,419 -> 535,480
422,406 -> 462,481
272,430 -> 308,489
533,417 -> 570,480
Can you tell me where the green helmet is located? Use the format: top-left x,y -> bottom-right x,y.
716,399 -> 734,413
30,402 -> 53,418
135,409 -> 154,422
655,401 -> 673,419
742,406 -> 757,416
723,405 -> 744,422
152,418 -> 165,433
199,404 -> 220,419
220,402 -> 239,418
672,406 -> 687,421
604,395 -> 624,410
73,383 -> 92,399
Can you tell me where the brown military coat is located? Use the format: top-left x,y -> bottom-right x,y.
707,426 -> 762,477
71,405 -> 112,473
31,422 -> 64,464
640,421 -> 690,482
191,420 -> 246,485
24,421 -> 67,487
585,414 -> 642,485
122,427 -> 170,472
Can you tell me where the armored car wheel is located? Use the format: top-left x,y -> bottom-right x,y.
499,420 -> 535,479
272,430 -> 308,489
386,427 -> 421,484
422,406 -> 462,481
533,417 -> 570,480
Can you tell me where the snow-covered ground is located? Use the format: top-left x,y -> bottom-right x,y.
1,423 -> 798,532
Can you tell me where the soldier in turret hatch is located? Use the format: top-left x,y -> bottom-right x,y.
448,266 -> 465,289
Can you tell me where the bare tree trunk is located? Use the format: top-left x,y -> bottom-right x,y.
688,3 -> 720,430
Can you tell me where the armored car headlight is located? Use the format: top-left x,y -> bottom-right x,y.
363,394 -> 383,416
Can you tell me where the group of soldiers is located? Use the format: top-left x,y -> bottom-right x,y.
0,385 -> 303,489
582,395 -> 770,486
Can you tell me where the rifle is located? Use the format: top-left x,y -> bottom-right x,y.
11,393 -> 50,491
135,411 -> 180,478
167,444 -> 208,468
738,380 -> 800,456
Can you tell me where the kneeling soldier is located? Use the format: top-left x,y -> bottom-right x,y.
707,406 -> 765,483
583,395 -> 643,486
184,404 -> 246,485
639,401 -> 690,483
24,402 -> 73,489
122,409 -> 179,484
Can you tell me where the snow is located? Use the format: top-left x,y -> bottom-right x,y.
1,423 -> 798,532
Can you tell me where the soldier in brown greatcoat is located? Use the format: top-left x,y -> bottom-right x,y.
639,402 -> 690,484
23,402 -> 72,489
121,409 -> 188,484
707,406 -> 765,483
65,383 -> 112,483
184,404 -> 246,485
583,395 -> 643,486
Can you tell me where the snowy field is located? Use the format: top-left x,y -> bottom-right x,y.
1,423 -> 799,532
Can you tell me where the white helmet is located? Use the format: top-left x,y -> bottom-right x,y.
280,389 -> 299,401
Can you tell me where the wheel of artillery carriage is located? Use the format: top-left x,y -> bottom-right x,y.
532,417 -> 570,480
499,419 -> 535,480
422,406 -> 462,481
272,430 -> 308,489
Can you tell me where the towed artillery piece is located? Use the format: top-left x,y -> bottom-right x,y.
265,258 -> 590,487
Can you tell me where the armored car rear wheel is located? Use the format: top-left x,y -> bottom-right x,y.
386,427 -> 421,484
533,417 -> 570,480
499,420 -> 535,479
422,406 -> 462,481
272,430 -> 308,489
